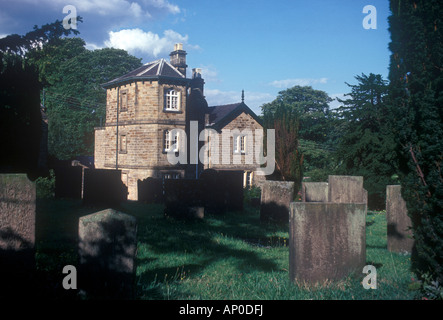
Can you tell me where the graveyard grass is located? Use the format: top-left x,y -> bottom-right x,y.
35,198 -> 418,300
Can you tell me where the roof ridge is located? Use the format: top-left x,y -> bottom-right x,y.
162,59 -> 185,78
137,59 -> 161,77
209,102 -> 242,108
157,58 -> 165,76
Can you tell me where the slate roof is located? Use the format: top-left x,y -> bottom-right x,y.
206,102 -> 262,130
102,58 -> 187,88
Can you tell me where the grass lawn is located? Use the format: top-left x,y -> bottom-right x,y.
35,198 -> 418,300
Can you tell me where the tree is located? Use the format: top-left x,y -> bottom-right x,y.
26,37 -> 87,86
44,46 -> 143,159
261,86 -> 336,182
387,0 -> 443,285
0,18 -> 81,58
335,73 -> 397,209
0,56 -> 41,177
263,104 -> 303,186
0,19 -> 80,176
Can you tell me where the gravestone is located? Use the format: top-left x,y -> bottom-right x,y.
83,169 -> 128,207
260,180 -> 294,223
0,174 -> 36,297
137,177 -> 163,203
289,202 -> 366,283
199,169 -> 223,214
301,182 -> 329,202
199,169 -> 244,214
386,185 -> 414,253
78,209 -> 137,299
328,175 -> 368,204
217,170 -> 244,212
54,165 -> 83,199
164,179 -> 203,219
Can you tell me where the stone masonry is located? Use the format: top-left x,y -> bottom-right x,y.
95,81 -> 187,200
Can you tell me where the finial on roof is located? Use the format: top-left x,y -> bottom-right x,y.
241,90 -> 244,103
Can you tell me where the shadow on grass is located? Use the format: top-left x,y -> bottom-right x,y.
124,202 -> 287,299
34,199 -> 287,300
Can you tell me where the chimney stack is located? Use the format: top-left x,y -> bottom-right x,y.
169,43 -> 187,77
191,68 -> 204,94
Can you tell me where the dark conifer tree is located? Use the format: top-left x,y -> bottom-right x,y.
387,0 -> 443,284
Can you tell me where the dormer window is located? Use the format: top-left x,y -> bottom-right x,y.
164,88 -> 180,111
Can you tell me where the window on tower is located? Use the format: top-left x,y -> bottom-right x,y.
164,88 -> 180,111
164,129 -> 180,152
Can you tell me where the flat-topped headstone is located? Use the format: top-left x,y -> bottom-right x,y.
260,180 -> 294,223
386,185 -> 414,253
0,174 -> 36,297
328,175 -> 368,204
289,202 -> 366,284
83,169 -> 128,207
78,208 -> 137,299
302,182 -> 329,202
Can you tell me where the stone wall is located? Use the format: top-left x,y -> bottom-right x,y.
206,111 -> 263,185
95,80 -> 189,200
105,82 -> 187,125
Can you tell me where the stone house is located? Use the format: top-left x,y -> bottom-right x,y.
94,44 -> 264,200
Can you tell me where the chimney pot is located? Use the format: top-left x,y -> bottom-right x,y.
192,68 -> 202,79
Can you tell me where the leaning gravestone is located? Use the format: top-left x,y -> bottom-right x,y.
78,209 -> 137,299
260,180 -> 294,223
386,185 -> 414,253
0,174 -> 36,298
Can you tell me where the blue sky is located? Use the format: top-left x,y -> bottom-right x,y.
0,0 -> 392,115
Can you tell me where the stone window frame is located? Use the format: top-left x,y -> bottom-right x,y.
162,172 -> 181,180
163,129 -> 180,153
233,134 -> 247,155
120,89 -> 128,112
163,88 -> 181,112
119,134 -> 127,154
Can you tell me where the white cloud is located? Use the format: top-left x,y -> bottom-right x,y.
144,0 -> 180,14
85,42 -> 104,51
329,93 -> 347,109
29,0 -> 180,17
269,77 -> 328,88
104,28 -> 196,58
